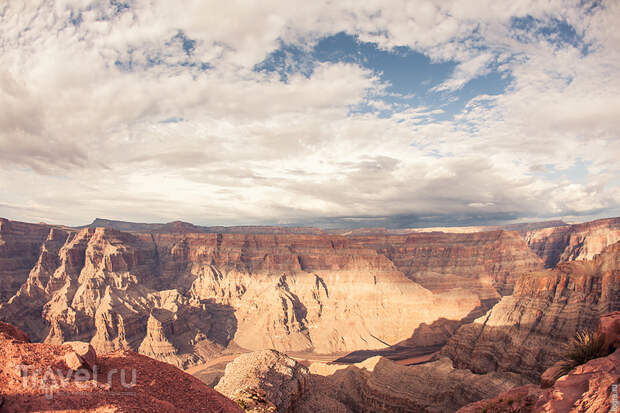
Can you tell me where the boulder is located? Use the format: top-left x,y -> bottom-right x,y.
64,341 -> 97,370
215,350 -> 310,413
65,351 -> 84,371
540,360 -> 566,388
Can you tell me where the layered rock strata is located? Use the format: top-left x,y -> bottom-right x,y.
525,217 -> 620,267
442,241 -> 620,381
0,218 -> 51,303
456,312 -> 620,413
0,219 -> 548,367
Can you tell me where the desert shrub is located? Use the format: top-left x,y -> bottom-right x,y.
557,329 -> 608,377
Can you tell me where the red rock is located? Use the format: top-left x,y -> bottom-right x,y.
457,313 -> 620,413
598,311 -> 620,352
63,341 -> 97,370
65,351 -> 84,370
457,352 -> 620,413
540,361 -> 566,388
0,321 -> 243,413
0,321 -> 30,342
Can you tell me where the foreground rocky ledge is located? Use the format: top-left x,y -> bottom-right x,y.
0,321 -> 242,413
214,349 -> 526,413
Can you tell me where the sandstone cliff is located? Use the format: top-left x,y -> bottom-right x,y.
525,217 -> 620,267
348,230 -> 543,295
0,321 -> 243,413
441,240 -> 620,381
0,218 -> 547,368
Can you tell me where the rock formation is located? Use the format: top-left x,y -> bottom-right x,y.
0,217 -> 548,368
442,241 -> 620,381
525,217 -> 620,267
0,321 -> 242,413
1,215 -> 620,411
215,350 -> 310,413
348,230 -> 543,295
456,311 -> 620,413
215,349 -> 527,413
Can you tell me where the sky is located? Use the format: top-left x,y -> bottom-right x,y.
1,0 -> 620,228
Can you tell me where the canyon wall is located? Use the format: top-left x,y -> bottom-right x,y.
525,217 -> 620,267
349,230 -> 542,295
2,216 -> 619,372
0,218 -> 50,303
0,217 -> 547,369
456,312 -> 620,413
441,240 -> 620,381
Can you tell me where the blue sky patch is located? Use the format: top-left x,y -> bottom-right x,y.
256,32 -> 513,121
511,16 -> 590,56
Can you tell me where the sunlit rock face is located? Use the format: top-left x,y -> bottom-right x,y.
0,216 -> 563,369
442,240 -> 620,381
525,217 -> 620,268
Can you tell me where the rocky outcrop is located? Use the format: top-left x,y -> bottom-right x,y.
215,350 -> 310,413
64,341 -> 97,370
599,310 -> 620,351
215,350 -> 527,413
457,312 -> 620,413
0,227 -> 229,368
0,321 -> 243,413
525,217 -> 620,267
442,242 -> 620,381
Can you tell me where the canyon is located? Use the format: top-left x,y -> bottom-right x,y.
0,217 -> 550,366
1,216 -> 619,412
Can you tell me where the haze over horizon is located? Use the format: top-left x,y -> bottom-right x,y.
2,1 -> 620,227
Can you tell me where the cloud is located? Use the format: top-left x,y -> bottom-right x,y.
0,0 -> 619,226
432,53 -> 495,92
